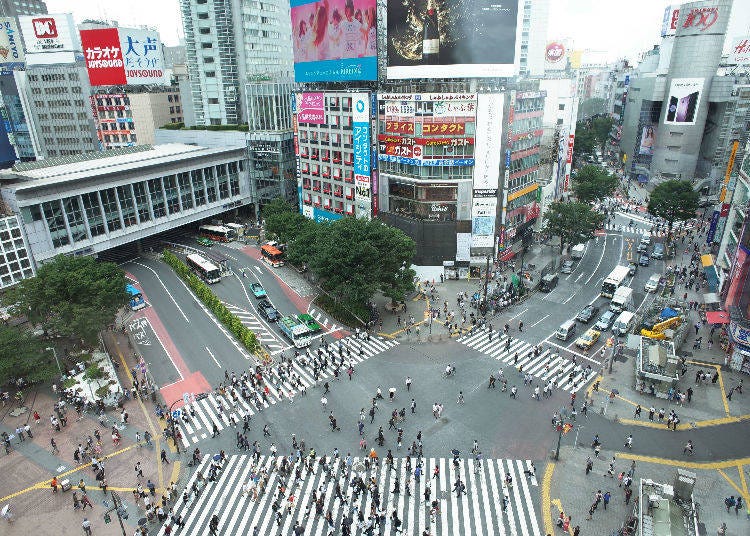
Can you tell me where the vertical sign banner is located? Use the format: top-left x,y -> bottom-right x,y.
0,18 -> 24,67
661,5 -> 680,37
387,0 -> 520,79
118,28 -> 164,84
664,78 -> 704,125
471,198 -> 498,248
80,29 -> 127,86
297,92 -> 325,124
706,210 -> 720,244
352,93 -> 372,219
472,93 -> 503,190
290,0 -> 378,82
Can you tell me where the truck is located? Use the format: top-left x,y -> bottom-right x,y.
571,243 -> 586,260
278,316 -> 312,348
609,286 -> 633,313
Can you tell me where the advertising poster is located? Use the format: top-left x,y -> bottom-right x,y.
664,78 -> 703,125
730,36 -> 750,66
661,5 -> 680,37
352,93 -> 372,219
291,0 -> 378,82
80,29 -> 127,86
0,18 -> 24,67
472,93 -> 504,191
544,41 -> 567,71
297,92 -> 325,124
118,28 -> 165,85
19,14 -> 78,54
387,0 -> 520,79
471,198 -> 497,248
639,125 -> 656,155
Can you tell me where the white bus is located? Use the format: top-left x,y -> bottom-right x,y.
224,223 -> 245,238
198,224 -> 236,243
601,265 -> 630,298
186,253 -> 221,284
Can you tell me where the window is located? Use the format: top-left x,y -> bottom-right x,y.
216,164 -> 230,199
228,162 -> 240,196
81,192 -> 106,237
204,167 -> 217,202
558,103 -> 565,110
191,169 -> 206,206
164,176 -> 180,214
198,12 -> 209,19
199,28 -> 211,34
178,172 -> 194,210
42,200 -> 69,248
147,178 -> 166,218
117,185 -> 138,227
63,196 -> 87,243
100,188 -> 122,232
208,98 -> 219,104
204,57 -> 215,63
132,182 -> 151,223
201,42 -> 213,49
205,71 -> 216,78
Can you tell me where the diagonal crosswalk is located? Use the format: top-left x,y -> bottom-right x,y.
158,454 -> 540,536
458,329 -> 594,393
175,336 -> 398,447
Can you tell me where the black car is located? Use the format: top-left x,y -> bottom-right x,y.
576,304 -> 600,323
258,299 -> 279,322
639,253 -> 650,267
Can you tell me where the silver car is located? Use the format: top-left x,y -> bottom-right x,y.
644,274 -> 661,292
594,310 -> 616,331
561,260 -> 575,274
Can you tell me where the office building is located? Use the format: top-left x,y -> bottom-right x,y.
518,0 -> 550,77
179,0 -> 294,126
0,0 -> 46,17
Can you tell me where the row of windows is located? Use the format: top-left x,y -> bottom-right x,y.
42,136 -> 92,146
96,97 -> 130,107
100,122 -> 135,131
378,160 -> 474,180
22,163 -> 243,249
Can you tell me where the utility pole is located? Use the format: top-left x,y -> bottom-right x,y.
482,255 -> 490,317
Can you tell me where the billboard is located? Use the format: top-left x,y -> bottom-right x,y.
19,14 -> 79,54
472,93 -> 504,192
80,27 -> 164,86
471,198 -> 498,248
386,0 -> 520,79
661,6 -> 680,37
297,92 -> 325,124
544,41 -> 567,71
730,36 -> 750,66
0,18 -> 24,66
638,125 -> 656,155
352,93 -> 372,218
290,0 -> 377,82
664,78 -> 703,125
80,29 -> 126,86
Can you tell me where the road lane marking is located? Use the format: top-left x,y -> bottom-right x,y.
528,314 -> 550,329
132,261 -> 189,322
206,346 -> 221,367
585,233 -> 609,285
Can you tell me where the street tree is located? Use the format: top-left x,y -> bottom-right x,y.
591,116 -> 614,151
543,201 -> 605,253
647,180 -> 699,240
572,165 -> 619,203
573,121 -> 596,162
3,255 -> 128,346
262,198 -> 310,244
0,325 -> 53,385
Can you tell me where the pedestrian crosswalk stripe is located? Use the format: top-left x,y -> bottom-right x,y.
457,329 -> 594,393
175,336 -> 399,446
157,454 -> 540,536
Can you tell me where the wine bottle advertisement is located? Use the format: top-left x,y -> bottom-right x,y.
386,0 -> 521,79
291,0 -> 378,82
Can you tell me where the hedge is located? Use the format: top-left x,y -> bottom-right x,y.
162,249 -> 260,354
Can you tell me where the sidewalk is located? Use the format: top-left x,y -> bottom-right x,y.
0,331 -> 185,535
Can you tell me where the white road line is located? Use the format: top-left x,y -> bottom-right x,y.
584,232 -> 608,285
527,314 -> 550,329
509,308 -> 528,321
131,261 -> 189,322
205,346 -> 221,368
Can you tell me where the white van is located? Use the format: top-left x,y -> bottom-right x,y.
556,320 -> 577,341
612,311 -> 635,336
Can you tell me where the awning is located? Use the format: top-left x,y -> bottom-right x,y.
499,249 -> 516,262
703,292 -> 720,304
701,254 -> 714,268
705,310 -> 730,325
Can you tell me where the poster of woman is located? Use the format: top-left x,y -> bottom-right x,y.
291,0 -> 377,82
639,125 -> 656,155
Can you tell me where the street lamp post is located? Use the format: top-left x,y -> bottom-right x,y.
482,255 -> 491,317
168,399 -> 182,454
46,346 -> 62,376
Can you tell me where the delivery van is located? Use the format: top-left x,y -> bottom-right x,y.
612,311 -> 635,336
556,319 -> 577,341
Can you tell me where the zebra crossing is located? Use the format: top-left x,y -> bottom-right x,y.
458,329 -> 593,393
307,306 -> 341,333
223,303 -> 284,352
603,223 -> 654,236
175,335 -> 399,447
157,454 -> 540,536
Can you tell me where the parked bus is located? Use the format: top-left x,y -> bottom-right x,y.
601,265 -> 630,298
126,284 -> 146,311
261,244 -> 284,267
186,253 -> 221,284
224,223 -> 245,238
198,224 -> 236,243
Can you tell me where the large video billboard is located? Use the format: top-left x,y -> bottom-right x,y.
664,78 -> 703,126
291,0 -> 377,82
80,27 -> 165,86
386,0 -> 520,79
0,18 -> 24,68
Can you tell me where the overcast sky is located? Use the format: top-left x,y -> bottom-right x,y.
46,0 -> 750,63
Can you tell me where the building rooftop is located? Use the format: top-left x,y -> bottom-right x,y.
0,144 -> 245,192
638,476 -> 698,536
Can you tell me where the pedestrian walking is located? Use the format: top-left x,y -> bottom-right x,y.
81,518 -> 92,535
405,376 -> 412,391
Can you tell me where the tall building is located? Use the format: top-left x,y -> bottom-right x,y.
518,0 -> 550,77
0,0 -> 46,17
179,0 -> 294,126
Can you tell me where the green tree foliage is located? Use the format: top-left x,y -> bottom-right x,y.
572,165 -> 619,203
591,116 -> 614,151
543,201 -> 605,253
0,325 -> 55,385
3,255 -> 127,345
573,122 -> 596,160
162,250 -> 260,354
647,180 -> 699,238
